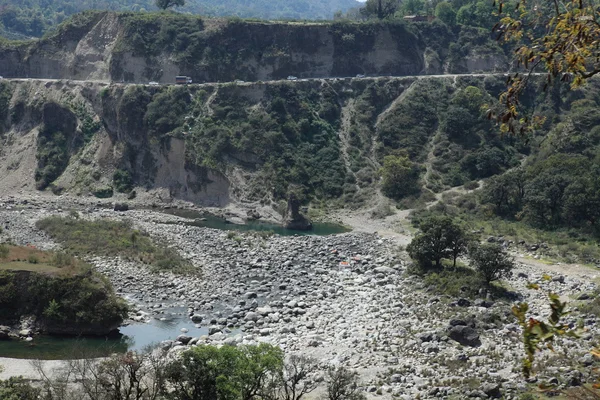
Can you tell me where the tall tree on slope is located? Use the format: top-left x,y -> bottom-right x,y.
156,0 -> 185,10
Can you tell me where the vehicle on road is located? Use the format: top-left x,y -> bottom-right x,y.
176,76 -> 193,84
148,81 -> 159,86
356,74 -> 366,78
287,76 -> 298,81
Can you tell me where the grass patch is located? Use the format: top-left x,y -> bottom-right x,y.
36,217 -> 195,275
412,263 -> 513,299
0,245 -> 85,275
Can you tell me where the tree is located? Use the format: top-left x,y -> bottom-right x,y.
380,153 -> 421,200
469,243 -> 514,285
492,0 -> 600,133
360,0 -> 398,19
446,222 -> 471,268
156,0 -> 184,10
324,366 -> 366,400
407,215 -> 468,269
263,354 -> 319,400
237,344 -> 284,400
434,2 -> 456,26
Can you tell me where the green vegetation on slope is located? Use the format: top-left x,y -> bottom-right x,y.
417,78 -> 600,264
0,244 -> 128,334
36,216 -> 194,274
0,0 -> 360,39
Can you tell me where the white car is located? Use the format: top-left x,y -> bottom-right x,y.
356,74 -> 366,78
287,76 -> 298,81
148,81 -> 159,86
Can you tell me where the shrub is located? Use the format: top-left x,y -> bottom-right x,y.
0,377 -> 40,400
113,169 -> 134,193
325,366 -> 366,400
380,153 -> 422,200
93,187 -> 114,198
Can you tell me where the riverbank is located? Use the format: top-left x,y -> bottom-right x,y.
0,195 -> 599,398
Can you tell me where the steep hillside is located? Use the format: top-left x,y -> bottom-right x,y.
0,12 -> 509,83
0,74 -> 555,215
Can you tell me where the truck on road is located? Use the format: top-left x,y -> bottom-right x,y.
176,76 -> 193,84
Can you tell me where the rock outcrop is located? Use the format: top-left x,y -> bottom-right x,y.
283,192 -> 312,231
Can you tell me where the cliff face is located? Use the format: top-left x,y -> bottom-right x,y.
0,12 -> 509,83
0,73 -> 533,211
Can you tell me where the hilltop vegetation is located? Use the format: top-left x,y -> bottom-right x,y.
0,0 -> 359,38
0,244 -> 127,334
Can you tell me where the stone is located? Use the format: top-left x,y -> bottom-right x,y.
191,314 -> 203,323
113,203 -> 129,212
244,312 -> 259,322
18,329 -> 31,337
176,335 -> 192,344
456,298 -> 471,307
481,383 -> 501,398
374,266 -> 396,274
0,326 -> 10,340
208,326 -> 222,335
448,326 -> 481,347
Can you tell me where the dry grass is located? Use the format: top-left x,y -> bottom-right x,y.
0,245 -> 84,276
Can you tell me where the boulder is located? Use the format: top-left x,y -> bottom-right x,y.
448,326 -> 481,347
113,203 -> 129,212
176,335 -> 192,345
482,383 -> 501,398
0,326 -> 10,340
208,326 -> 221,335
191,314 -> 203,323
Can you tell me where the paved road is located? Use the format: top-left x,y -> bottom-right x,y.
1,72 -> 544,87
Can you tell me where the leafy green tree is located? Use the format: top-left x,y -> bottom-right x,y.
237,344 -> 284,400
434,2 -> 456,26
156,0 -> 185,10
360,0 -> 399,19
165,344 -> 284,400
380,154 -> 421,200
469,243 -> 514,285
398,0 -> 425,16
407,215 -> 467,269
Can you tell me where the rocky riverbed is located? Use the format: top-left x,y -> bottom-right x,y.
0,196 -> 599,399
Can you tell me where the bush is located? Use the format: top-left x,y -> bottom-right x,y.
380,153 -> 422,200
0,377 -> 40,400
112,169 -> 134,193
93,187 -> 114,198
325,366 -> 366,400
